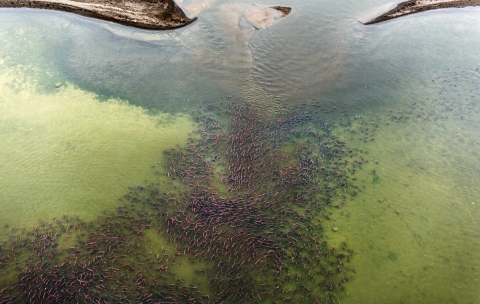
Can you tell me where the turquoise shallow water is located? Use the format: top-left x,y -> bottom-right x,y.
1,1 -> 480,303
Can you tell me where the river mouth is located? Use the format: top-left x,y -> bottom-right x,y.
1,3 -> 480,303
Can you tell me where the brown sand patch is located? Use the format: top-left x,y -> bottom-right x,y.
246,7 -> 283,29
272,6 -> 291,16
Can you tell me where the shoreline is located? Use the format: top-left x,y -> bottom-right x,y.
365,0 -> 480,24
0,0 -> 197,30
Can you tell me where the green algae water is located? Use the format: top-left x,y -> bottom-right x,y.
0,63 -> 195,231
1,1 -> 480,303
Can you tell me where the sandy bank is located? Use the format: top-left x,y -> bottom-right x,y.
0,0 -> 197,30
365,0 -> 480,24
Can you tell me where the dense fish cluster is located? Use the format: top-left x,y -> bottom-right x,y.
1,66 -> 478,303
0,98 -> 363,303
158,100 -> 362,302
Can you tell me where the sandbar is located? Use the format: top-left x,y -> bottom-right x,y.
365,0 -> 480,24
0,0 -> 197,30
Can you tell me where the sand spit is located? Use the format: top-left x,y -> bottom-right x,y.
245,5 -> 291,29
0,0 -> 197,30
365,0 -> 480,24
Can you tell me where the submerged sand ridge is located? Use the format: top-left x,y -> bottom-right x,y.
365,0 -> 480,24
0,0 -> 197,29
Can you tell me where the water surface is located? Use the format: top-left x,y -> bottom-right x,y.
1,1 -> 480,303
